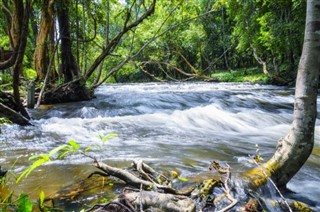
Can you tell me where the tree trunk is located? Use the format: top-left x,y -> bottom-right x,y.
56,0 -> 79,83
244,0 -> 320,188
12,0 -> 32,119
34,0 -> 55,80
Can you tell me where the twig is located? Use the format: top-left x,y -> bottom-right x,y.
35,41 -> 59,108
211,161 -> 238,212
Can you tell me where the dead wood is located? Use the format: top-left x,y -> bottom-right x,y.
116,190 -> 196,212
94,160 -> 193,196
89,190 -> 196,212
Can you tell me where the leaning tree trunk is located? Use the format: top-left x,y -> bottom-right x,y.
244,0 -> 320,188
56,0 -> 79,83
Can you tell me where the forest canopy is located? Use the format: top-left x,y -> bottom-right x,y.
0,0 -> 305,87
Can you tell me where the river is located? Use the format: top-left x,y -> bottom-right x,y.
1,82 -> 320,211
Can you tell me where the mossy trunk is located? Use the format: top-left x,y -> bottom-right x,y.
244,0 -> 320,188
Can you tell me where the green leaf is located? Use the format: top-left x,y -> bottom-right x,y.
177,176 -> 188,182
48,144 -> 69,157
17,194 -> 33,212
57,149 -> 73,159
84,146 -> 92,152
101,134 -> 118,143
68,139 -> 80,149
28,154 -> 47,161
16,158 -> 49,183
39,191 -> 45,210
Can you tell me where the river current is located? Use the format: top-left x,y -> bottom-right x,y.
1,82 -> 320,210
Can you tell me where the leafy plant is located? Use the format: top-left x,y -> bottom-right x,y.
16,134 -> 118,183
99,133 -> 118,145
17,194 -> 33,212
16,140 -> 81,183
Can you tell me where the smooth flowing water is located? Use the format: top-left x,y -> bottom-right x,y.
1,82 -> 320,210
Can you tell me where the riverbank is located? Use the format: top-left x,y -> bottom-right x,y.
210,67 -> 269,84
114,66 -> 292,85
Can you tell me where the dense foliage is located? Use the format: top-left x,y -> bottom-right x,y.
0,0 -> 305,86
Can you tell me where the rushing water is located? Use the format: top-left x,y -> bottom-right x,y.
1,82 -> 320,210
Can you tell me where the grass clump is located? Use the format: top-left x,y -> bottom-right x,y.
211,67 -> 269,83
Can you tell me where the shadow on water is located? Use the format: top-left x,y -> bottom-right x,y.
0,82 -> 319,210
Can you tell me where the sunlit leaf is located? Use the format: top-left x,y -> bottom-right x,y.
69,139 -> 80,149
48,145 -> 69,157
17,158 -> 49,183
84,146 -> 92,152
101,134 -> 118,143
57,149 -> 73,159
171,170 -> 179,178
177,176 -> 188,182
39,191 -> 45,210
28,154 -> 48,161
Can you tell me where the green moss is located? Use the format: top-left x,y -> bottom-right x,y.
312,148 -> 320,156
292,201 -> 313,212
211,67 -> 269,83
241,159 -> 280,188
